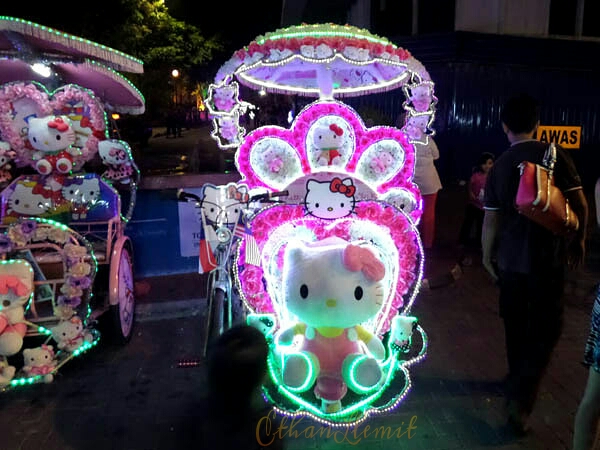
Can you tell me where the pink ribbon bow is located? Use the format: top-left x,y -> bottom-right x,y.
109,147 -> 126,160
342,244 -> 386,282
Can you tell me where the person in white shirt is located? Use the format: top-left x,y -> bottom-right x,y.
413,138 -> 442,249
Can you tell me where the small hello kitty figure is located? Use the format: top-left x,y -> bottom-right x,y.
61,177 -> 101,220
402,114 -> 431,142
0,141 -> 16,185
313,123 -> 344,166
212,86 -> 237,113
369,151 -> 395,175
98,140 -> 134,184
28,115 -> 80,175
409,84 -> 433,112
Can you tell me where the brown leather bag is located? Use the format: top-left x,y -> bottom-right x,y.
515,143 -> 579,235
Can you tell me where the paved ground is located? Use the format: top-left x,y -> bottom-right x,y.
1,126 -> 599,449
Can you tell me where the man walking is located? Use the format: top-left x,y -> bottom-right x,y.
481,94 -> 588,434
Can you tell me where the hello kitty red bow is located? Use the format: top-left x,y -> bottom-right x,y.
329,178 -> 356,197
329,123 -> 343,136
227,185 -> 249,202
48,117 -> 69,132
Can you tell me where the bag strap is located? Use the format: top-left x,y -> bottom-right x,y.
543,143 -> 557,172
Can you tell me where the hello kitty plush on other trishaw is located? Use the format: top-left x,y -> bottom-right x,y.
233,99 -> 427,425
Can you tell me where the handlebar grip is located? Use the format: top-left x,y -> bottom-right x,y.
250,190 -> 289,202
177,189 -> 201,203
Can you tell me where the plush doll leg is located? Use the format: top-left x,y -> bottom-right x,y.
282,351 -> 319,391
314,375 -> 347,413
56,158 -> 73,174
36,159 -> 53,175
0,332 -> 24,357
0,357 -> 16,386
342,353 -> 382,393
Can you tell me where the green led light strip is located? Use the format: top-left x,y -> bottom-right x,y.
0,16 -> 144,69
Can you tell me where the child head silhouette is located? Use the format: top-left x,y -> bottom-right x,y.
207,325 -> 269,408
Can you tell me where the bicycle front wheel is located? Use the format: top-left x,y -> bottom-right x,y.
203,281 -> 225,358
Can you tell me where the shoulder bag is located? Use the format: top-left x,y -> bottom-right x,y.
515,143 -> 579,235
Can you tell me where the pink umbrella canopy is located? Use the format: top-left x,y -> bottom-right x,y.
215,23 -> 432,98
0,16 -> 145,114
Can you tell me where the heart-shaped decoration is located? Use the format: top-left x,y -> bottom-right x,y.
0,82 -> 107,170
235,201 -> 421,335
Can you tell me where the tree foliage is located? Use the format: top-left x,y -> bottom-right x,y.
3,0 -> 223,116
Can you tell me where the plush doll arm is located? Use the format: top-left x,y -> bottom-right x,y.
276,323 -> 306,346
356,325 -> 385,360
0,313 -> 7,334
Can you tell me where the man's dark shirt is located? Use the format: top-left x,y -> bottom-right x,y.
484,139 -> 582,274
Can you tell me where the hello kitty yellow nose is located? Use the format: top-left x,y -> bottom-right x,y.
327,207 -> 333,211
326,299 -> 337,308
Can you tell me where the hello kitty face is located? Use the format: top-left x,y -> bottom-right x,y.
7,183 -> 50,216
391,316 -> 418,351
283,238 -> 386,329
98,140 -> 129,166
382,189 -> 417,215
61,178 -> 100,205
23,345 -> 55,368
212,86 -> 237,112
313,123 -> 344,151
28,116 -> 75,153
304,178 -> 356,220
410,84 -> 432,103
196,184 -> 244,226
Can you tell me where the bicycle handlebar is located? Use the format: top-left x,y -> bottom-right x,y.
249,190 -> 289,202
177,188 -> 288,204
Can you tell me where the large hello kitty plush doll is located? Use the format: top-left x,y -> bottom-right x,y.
304,178 -> 356,220
28,115 -> 80,175
313,123 -> 344,166
276,237 -> 387,413
0,260 -> 34,384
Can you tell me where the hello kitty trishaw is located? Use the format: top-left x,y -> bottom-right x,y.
205,24 -> 438,425
0,80 -> 140,391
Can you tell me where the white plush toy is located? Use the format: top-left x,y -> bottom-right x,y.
22,345 -> 57,383
313,123 -> 344,166
51,315 -> 93,353
98,139 -> 134,184
0,260 -> 34,384
0,358 -> 16,387
390,316 -> 418,353
0,140 -> 16,185
28,115 -> 80,175
276,237 -> 387,413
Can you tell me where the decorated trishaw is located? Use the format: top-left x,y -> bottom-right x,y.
0,17 -> 143,390
201,23 -> 438,426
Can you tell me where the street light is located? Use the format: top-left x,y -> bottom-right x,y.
171,69 -> 180,106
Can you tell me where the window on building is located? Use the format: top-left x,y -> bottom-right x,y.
549,0 -> 577,35
583,0 -> 600,37
372,0 -> 413,37
418,0 -> 455,34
